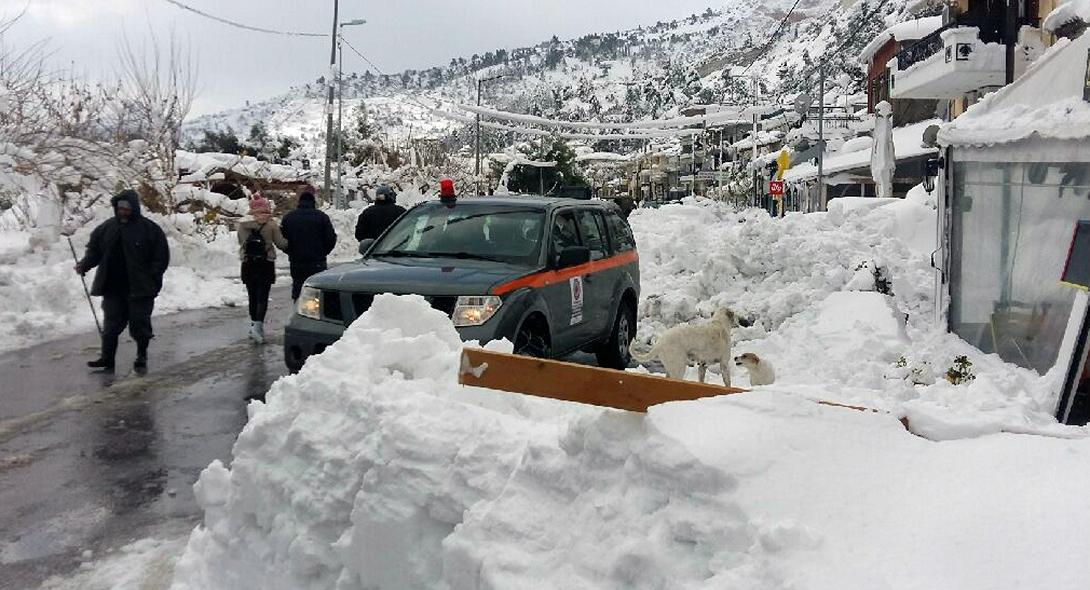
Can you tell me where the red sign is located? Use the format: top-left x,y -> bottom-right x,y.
769,180 -> 784,196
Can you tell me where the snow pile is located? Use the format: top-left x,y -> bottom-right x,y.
171,295 -> 793,589
1043,0 -> 1090,32
40,537 -> 184,590
176,150 -> 308,183
630,194 -> 1072,438
171,294 -> 1090,590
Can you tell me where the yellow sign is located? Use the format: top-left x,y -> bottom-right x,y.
775,149 -> 791,180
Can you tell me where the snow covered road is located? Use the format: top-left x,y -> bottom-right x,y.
0,291 -> 293,589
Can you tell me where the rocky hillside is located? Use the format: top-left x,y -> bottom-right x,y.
184,0 -> 911,157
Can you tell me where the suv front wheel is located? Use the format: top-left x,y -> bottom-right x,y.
514,316 -> 551,358
596,300 -> 635,370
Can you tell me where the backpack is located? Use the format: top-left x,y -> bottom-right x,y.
243,224 -> 268,263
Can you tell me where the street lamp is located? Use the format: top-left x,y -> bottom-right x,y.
335,18 -> 367,210
475,74 -> 505,194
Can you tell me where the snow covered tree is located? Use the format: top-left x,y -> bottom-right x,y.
491,136 -> 587,194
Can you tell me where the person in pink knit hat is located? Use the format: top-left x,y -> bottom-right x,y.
237,192 -> 289,344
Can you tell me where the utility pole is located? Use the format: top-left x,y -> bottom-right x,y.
335,18 -> 366,210
751,74 -> 759,208
336,37 -> 345,209
475,75 -> 505,194
322,0 -> 339,206
817,68 -> 826,212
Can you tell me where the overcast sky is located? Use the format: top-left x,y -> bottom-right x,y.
6,0 -> 719,117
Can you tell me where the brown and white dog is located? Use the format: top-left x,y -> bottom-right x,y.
734,352 -> 775,386
630,307 -> 743,386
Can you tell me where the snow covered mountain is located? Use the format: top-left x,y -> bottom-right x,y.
183,0 -> 911,157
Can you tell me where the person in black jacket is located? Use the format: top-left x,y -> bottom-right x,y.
75,190 -> 170,371
280,189 -> 337,300
355,185 -> 406,242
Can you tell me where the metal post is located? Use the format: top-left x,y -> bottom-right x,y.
336,36 -> 345,209
321,0 -> 339,206
475,80 -> 482,194
817,68 -> 826,211
752,75 -> 759,208
1004,0 -> 1019,85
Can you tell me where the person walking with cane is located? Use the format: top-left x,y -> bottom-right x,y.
74,190 -> 170,372
237,193 -> 288,344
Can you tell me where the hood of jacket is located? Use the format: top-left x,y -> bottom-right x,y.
111,190 -> 143,218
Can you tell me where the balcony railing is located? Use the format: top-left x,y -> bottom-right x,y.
897,23 -> 952,71
895,15 -> 1012,71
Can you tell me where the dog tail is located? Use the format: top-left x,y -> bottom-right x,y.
628,340 -> 655,364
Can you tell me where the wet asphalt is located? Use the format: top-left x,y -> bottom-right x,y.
0,288 -> 293,590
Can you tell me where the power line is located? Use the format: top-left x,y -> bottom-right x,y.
341,37 -> 389,77
740,0 -> 805,76
788,0 -> 896,91
160,0 -> 328,37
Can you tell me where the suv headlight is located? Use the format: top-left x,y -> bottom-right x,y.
296,286 -> 322,320
452,295 -> 502,327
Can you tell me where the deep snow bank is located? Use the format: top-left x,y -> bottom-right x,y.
172,294 -> 796,589
629,192 -> 1070,438
174,295 -> 1090,590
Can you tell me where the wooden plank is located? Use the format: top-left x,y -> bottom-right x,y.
816,400 -> 911,430
458,348 -> 746,412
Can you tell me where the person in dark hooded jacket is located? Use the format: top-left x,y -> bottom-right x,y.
75,190 -> 170,371
280,189 -> 337,300
354,185 -> 406,242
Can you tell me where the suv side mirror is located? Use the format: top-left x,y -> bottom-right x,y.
556,246 -> 590,269
358,238 -> 375,256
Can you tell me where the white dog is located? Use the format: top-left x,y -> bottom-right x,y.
629,307 -> 741,386
734,353 -> 775,386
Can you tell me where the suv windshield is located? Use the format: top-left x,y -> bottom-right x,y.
371,202 -> 546,267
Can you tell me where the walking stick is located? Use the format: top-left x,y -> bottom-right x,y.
66,235 -> 102,336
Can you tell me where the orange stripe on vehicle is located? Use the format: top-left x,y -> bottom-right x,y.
491,250 -> 639,295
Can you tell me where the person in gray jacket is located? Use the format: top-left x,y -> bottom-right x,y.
238,194 -> 289,344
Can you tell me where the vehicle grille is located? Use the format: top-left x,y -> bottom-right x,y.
345,292 -> 457,324
426,296 -> 458,317
352,293 -> 375,318
323,290 -> 344,322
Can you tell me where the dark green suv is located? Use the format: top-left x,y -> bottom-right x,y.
284,196 -> 640,373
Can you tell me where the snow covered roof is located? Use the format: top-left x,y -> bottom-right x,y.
175,150 -> 308,183
939,33 -> 1090,147
784,119 -> 941,182
858,16 -> 944,65
731,130 -> 784,150
574,152 -> 631,163
1043,0 -> 1090,32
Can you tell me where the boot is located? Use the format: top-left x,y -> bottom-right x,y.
250,321 -> 266,345
134,340 -> 149,369
88,336 -> 117,371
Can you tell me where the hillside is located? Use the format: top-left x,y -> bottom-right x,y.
184,0 -> 911,160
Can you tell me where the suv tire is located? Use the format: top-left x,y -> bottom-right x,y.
514,319 -> 551,358
596,300 -> 635,370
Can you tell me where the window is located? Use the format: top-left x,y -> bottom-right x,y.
551,211 -> 580,259
949,159 -> 1090,374
371,203 -> 544,266
605,210 -> 636,252
576,209 -> 608,260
